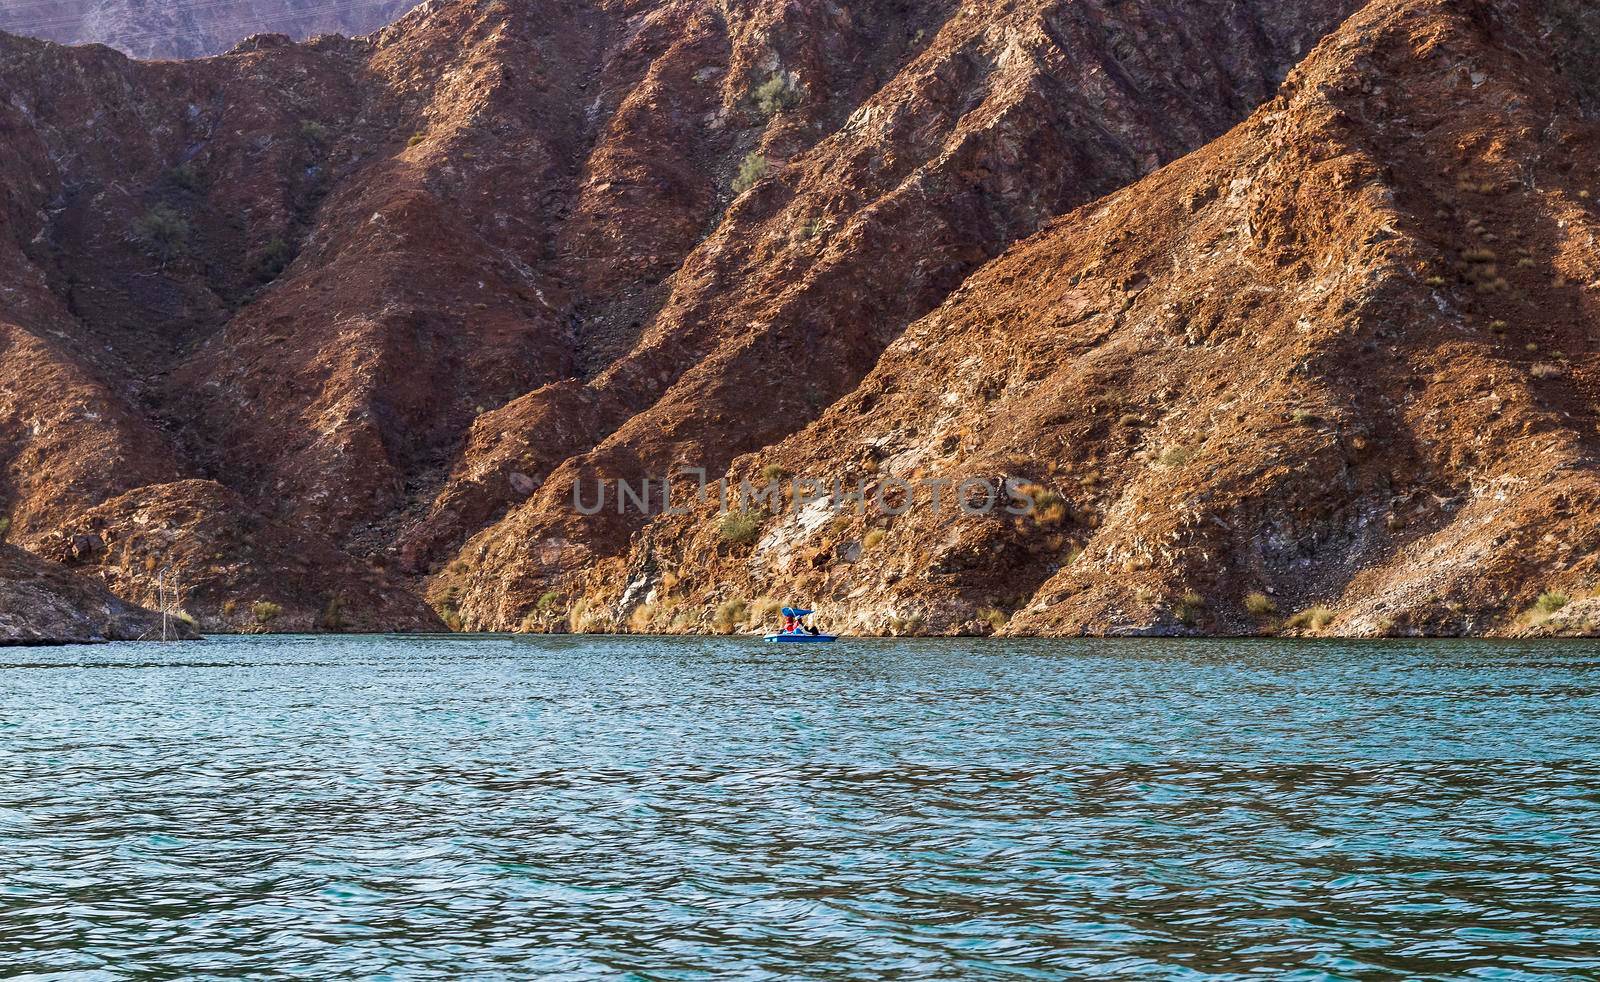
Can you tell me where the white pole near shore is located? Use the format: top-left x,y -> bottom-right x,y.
158,566 -> 181,641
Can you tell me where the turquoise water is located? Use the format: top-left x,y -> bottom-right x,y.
1,635 -> 1598,979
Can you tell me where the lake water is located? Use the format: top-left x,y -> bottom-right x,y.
1,635 -> 1598,979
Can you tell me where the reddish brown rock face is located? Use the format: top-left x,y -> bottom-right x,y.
567,0 -> 1600,639
419,0 -> 1369,624
2,0 -> 1594,638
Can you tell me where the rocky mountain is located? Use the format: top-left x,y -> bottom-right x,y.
1,543 -> 196,642
0,0 -> 422,60
0,0 -> 1595,638
592,0 -> 1600,639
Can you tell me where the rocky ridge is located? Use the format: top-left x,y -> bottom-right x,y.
566,0 -> 1600,639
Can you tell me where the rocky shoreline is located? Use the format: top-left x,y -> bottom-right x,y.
0,545 -> 198,645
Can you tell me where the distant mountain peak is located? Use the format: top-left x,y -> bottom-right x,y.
0,0 -> 424,60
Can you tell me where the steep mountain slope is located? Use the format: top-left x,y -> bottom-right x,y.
424,0 -> 1365,620
0,0 -> 1362,634
545,0 -> 1600,638
0,26 -> 445,631
0,0 -> 422,60
1,543 -> 196,643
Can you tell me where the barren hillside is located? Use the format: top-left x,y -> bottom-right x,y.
3,0 -> 1594,637
536,0 -> 1600,638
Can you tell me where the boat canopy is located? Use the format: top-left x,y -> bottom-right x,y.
781,607 -> 814,618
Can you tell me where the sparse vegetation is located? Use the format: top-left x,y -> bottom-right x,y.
133,205 -> 190,262
436,584 -> 465,632
1017,483 -> 1068,526
168,161 -> 203,191
537,590 -> 561,611
1461,245 -> 1509,293
712,598 -> 749,633
750,70 -> 800,116
1291,408 -> 1319,426
0,516 -> 9,543
568,597 -> 610,633
254,237 -> 294,282
760,463 -> 789,482
1534,591 -> 1570,616
1173,591 -> 1205,626
407,133 -> 426,148
719,509 -> 763,544
1531,362 -> 1564,379
627,603 -> 659,634
1158,446 -> 1192,468
863,528 -> 886,549
732,152 -> 768,195
888,612 -> 926,636
300,119 -> 329,145
1244,591 -> 1278,617
750,597 -> 784,624
979,607 -> 1009,632
251,600 -> 283,626
1287,605 -> 1335,631
320,595 -> 346,632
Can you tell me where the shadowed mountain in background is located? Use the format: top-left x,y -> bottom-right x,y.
0,0 -> 422,60
1,0 -> 1596,638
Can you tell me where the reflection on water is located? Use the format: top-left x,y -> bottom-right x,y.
1,635 -> 1598,978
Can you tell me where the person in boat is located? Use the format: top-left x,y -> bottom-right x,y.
806,622 -> 821,636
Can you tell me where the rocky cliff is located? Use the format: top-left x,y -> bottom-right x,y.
587,0 -> 1600,639
0,543 -> 196,642
0,0 -> 422,60
0,0 -> 1594,637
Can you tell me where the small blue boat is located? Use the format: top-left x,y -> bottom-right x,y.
763,607 -> 838,643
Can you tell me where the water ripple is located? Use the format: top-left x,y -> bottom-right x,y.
1,635 -> 1598,978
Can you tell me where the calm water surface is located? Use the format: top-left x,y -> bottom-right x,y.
1,635 -> 1598,979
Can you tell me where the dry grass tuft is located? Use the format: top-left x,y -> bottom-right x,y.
1244,591 -> 1278,617
1286,605 -> 1335,631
